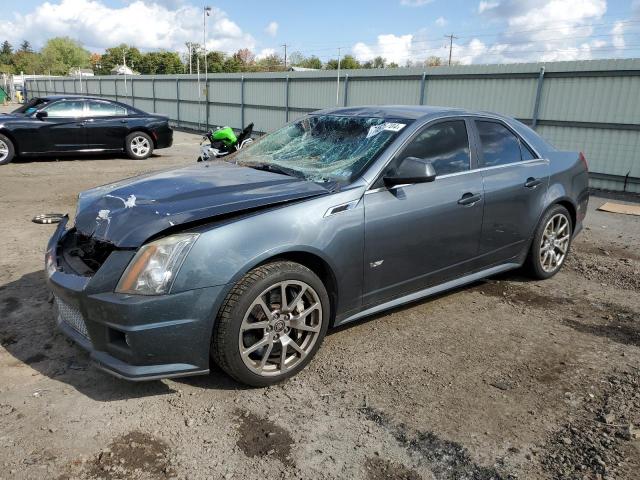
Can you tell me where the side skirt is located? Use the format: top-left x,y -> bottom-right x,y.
336,262 -> 521,327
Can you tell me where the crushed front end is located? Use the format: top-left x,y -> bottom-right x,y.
45,217 -> 223,381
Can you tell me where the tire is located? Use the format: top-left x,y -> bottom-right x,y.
125,132 -> 153,160
0,134 -> 15,165
212,261 -> 330,387
524,204 -> 573,279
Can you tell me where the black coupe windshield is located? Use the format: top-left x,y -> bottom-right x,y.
233,115 -> 410,182
12,97 -> 49,115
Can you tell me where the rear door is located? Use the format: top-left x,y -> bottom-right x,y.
83,100 -> 129,149
38,100 -> 86,152
363,118 -> 484,306
473,118 -> 549,265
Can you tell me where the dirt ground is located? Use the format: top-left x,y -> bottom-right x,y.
0,103 -> 639,480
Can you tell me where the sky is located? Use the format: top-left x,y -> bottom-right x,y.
0,0 -> 639,65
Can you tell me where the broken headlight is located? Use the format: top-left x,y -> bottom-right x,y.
115,233 -> 199,295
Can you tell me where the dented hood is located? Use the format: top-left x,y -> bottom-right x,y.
74,161 -> 330,248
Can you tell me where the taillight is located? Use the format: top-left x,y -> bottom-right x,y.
579,151 -> 588,171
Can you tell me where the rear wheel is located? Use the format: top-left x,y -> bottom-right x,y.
0,134 -> 15,165
524,204 -> 572,279
212,261 -> 330,387
125,132 -> 153,160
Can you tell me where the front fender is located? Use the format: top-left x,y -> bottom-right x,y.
171,189 -> 366,318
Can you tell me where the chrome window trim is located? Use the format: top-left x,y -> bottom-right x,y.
364,158 -> 548,195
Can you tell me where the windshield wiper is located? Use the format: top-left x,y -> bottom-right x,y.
243,163 -> 303,180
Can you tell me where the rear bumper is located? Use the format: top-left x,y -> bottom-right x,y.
154,126 -> 173,149
45,219 -> 226,381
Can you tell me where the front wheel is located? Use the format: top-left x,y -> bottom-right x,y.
125,132 -> 153,160
524,204 -> 573,279
212,261 -> 330,387
0,134 -> 15,165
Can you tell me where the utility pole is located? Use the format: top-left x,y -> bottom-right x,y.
445,33 -> 458,66
187,43 -> 193,74
203,6 -> 211,81
282,44 -> 288,70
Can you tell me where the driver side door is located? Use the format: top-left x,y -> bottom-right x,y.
362,118 -> 484,307
38,99 -> 87,153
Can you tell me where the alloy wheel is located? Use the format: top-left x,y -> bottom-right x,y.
238,280 -> 323,377
539,213 -> 570,273
0,139 -> 8,163
130,136 -> 150,157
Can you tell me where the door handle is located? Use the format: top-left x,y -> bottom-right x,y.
524,177 -> 542,189
458,192 -> 482,206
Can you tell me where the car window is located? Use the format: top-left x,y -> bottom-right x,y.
396,120 -> 470,176
520,141 -> 536,160
476,120 -> 526,167
86,100 -> 127,117
42,100 -> 85,118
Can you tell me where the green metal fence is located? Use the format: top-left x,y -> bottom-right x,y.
25,58 -> 640,193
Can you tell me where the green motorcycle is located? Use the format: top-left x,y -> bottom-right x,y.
198,123 -> 254,161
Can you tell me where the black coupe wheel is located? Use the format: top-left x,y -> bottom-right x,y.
0,134 -> 15,165
125,132 -> 153,160
525,204 -> 573,279
212,261 -> 330,387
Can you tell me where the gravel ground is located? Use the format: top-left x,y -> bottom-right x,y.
1,103 -> 639,479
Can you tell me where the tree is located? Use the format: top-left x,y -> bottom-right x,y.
137,51 -> 183,74
19,40 -> 32,53
98,44 -> 142,74
425,56 -> 443,67
40,37 -> 91,75
298,55 -> 322,70
1,41 -> 11,56
0,41 -> 12,67
234,48 -> 255,67
90,53 -> 102,72
388,62 -> 399,68
340,55 -> 360,69
255,53 -> 284,71
372,56 -> 386,68
12,50 -> 44,74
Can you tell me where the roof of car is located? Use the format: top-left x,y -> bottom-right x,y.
41,95 -> 108,101
313,105 -> 472,120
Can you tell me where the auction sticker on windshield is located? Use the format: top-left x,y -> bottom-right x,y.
366,122 -> 406,138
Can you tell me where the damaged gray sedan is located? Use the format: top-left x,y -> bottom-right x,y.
45,106 -> 589,387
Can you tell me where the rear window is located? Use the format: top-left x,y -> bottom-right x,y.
476,121 -> 526,167
87,101 -> 127,117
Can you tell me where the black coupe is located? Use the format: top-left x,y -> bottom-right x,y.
0,95 -> 173,165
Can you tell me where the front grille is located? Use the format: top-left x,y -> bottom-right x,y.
54,296 -> 90,340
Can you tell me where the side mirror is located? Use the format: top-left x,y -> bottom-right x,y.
383,157 -> 437,187
35,111 -> 48,120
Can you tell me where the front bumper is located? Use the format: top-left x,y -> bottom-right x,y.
46,219 -> 226,381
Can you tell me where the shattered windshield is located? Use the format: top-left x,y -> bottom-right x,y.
232,115 -> 410,182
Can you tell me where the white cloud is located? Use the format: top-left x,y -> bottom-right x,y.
353,34 -> 414,64
265,21 -> 279,37
435,16 -> 447,26
0,0 -> 256,53
612,21 -> 625,49
255,48 -> 276,60
478,1 -> 499,14
400,0 -> 433,6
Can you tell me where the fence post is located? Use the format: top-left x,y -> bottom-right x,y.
343,74 -> 349,107
419,72 -> 427,105
98,78 -> 102,97
152,78 -> 156,113
115,78 -> 118,102
205,79 -> 209,131
131,78 -> 135,107
285,76 -> 289,123
74,79 -> 78,94
531,66 -> 545,129
176,77 -> 180,127
240,76 -> 245,129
